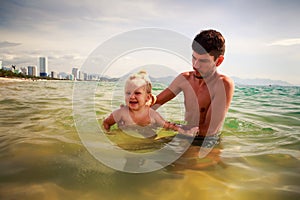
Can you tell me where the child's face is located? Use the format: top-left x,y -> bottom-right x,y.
125,79 -> 150,111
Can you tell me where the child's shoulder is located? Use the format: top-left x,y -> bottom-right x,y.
109,106 -> 129,122
149,107 -> 161,118
116,106 -> 129,113
110,106 -> 128,116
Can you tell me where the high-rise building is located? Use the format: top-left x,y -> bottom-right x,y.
20,67 -> 27,75
67,74 -> 74,80
51,71 -> 57,79
28,66 -> 37,76
72,68 -> 78,80
78,71 -> 84,81
84,72 -> 88,81
39,57 -> 48,77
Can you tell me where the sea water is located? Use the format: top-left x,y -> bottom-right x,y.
0,80 -> 299,200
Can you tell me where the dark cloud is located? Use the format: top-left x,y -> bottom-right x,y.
0,41 -> 21,48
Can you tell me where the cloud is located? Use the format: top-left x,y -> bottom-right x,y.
0,41 -> 21,48
268,38 -> 300,46
1,0 -> 300,84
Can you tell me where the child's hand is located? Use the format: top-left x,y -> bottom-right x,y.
102,126 -> 116,135
105,131 -> 116,135
178,127 -> 199,136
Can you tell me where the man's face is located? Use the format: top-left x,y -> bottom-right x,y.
192,51 -> 218,78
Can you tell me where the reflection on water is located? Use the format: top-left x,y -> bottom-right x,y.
0,80 -> 299,199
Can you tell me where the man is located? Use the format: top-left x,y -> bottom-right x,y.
152,29 -> 234,138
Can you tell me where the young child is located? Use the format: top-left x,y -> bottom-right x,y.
103,70 -> 198,139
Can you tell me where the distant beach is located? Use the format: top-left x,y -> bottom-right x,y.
0,77 -> 68,82
0,77 -> 35,82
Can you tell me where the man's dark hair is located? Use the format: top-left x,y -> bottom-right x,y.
192,29 -> 225,60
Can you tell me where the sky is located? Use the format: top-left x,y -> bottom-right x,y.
0,0 -> 300,85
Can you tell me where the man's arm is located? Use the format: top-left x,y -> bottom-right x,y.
151,88 -> 176,110
151,74 -> 184,110
200,76 -> 234,136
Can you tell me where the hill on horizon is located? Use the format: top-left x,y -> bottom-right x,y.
100,74 -> 294,86
231,76 -> 293,86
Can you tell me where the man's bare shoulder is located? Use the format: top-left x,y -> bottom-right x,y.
218,74 -> 234,86
216,73 -> 235,92
180,71 -> 194,77
177,71 -> 194,81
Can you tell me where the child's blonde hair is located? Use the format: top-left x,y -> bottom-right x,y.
126,70 -> 152,94
126,70 -> 156,105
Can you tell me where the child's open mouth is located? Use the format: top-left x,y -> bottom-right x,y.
129,101 -> 138,105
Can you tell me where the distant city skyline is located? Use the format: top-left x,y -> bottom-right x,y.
0,57 -> 297,86
0,0 -> 300,84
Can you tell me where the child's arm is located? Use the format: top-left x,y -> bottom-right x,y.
103,109 -> 122,131
103,113 -> 116,131
150,109 -> 198,136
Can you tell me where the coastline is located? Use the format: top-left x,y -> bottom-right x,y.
0,77 -> 37,82
0,77 -> 68,82
0,77 -> 85,82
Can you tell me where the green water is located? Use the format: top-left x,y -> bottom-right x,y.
0,80 -> 299,200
